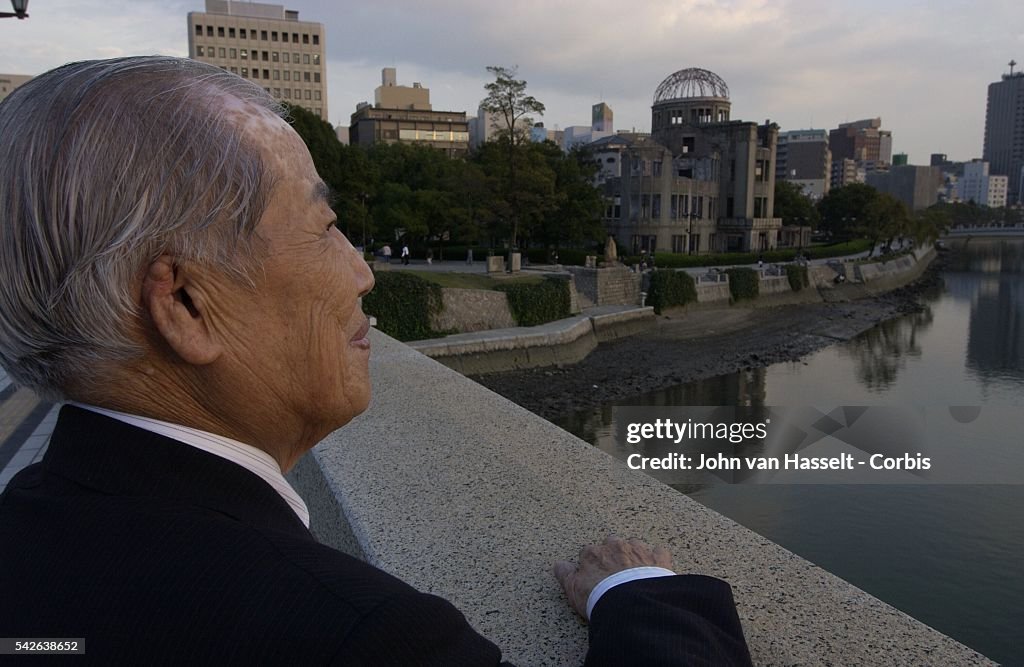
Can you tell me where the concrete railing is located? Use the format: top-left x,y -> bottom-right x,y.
288,331 -> 992,666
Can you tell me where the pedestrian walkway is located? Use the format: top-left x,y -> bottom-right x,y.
0,368 -> 58,493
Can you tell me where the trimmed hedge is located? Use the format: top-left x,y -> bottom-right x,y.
361,270 -> 443,341
725,267 -> 759,302
646,270 -> 698,314
495,275 -> 571,326
785,264 -> 810,291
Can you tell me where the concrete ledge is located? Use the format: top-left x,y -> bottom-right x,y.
408,306 -> 654,375
289,331 -> 992,666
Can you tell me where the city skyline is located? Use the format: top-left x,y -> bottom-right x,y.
1,0 -> 1022,167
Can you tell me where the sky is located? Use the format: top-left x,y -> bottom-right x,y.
2,0 -> 1022,164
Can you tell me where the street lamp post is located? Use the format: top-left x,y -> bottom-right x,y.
0,0 -> 29,19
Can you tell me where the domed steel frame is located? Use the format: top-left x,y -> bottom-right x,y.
653,68 -> 730,103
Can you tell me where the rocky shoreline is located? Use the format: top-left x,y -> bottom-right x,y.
472,253 -> 946,422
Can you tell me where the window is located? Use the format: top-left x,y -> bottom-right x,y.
229,48 -> 236,59
194,25 -> 202,36
293,52 -> 300,62
282,53 -> 289,63
283,89 -> 290,99
261,30 -> 268,40
240,29 -> 247,39
229,27 -> 235,38
313,34 -> 319,45
304,90 -> 311,100
672,235 -> 685,253
252,69 -> 259,79
240,49 -> 247,59
262,51 -> 269,61
293,71 -> 300,81
303,33 -> 309,44
314,90 -> 321,100
283,71 -> 290,81
292,32 -> 299,43
218,47 -> 226,58
313,54 -> 320,65
313,73 -> 320,83
196,46 -> 205,56
218,27 -> 224,37
272,31 -> 278,41
206,26 -> 213,37
315,108 -> 321,117
294,88 -> 300,98
652,194 -> 662,218
272,52 -> 279,62
273,70 -> 280,80
303,54 -> 310,65
241,67 -> 248,77
230,67 -> 237,74
653,161 -> 662,177
303,72 -> 310,82
263,69 -> 269,79
273,88 -> 280,96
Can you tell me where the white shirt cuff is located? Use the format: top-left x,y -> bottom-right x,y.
585,566 -> 676,620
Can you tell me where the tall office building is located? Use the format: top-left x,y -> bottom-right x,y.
983,64 -> 1024,204
828,118 -> 891,187
187,0 -> 328,119
776,129 -> 831,199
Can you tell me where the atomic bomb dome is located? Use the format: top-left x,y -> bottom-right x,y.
653,68 -> 730,103
651,67 -> 732,130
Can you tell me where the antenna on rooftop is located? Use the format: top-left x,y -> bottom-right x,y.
1010,59 -> 1018,75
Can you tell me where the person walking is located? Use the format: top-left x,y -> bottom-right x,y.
382,244 -> 392,264
401,243 -> 410,266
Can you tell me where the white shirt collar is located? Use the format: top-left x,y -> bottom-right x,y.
69,403 -> 310,529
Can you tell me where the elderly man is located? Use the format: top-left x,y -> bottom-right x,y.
0,57 -> 750,665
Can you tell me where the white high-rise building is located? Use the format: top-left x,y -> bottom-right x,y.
958,160 -> 1009,208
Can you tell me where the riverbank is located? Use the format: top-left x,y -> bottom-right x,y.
473,251 -> 945,421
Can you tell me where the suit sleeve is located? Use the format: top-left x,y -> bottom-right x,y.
584,574 -> 753,667
337,589 -> 510,667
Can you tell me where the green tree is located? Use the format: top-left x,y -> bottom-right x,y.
817,183 -> 880,238
860,193 -> 909,256
773,180 -> 820,228
480,66 -> 545,255
536,142 -> 605,247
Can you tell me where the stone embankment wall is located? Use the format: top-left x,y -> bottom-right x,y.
431,288 -> 516,333
288,331 -> 993,666
427,282 -> 585,336
566,265 -> 641,307
683,247 -> 935,309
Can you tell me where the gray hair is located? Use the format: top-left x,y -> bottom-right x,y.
0,56 -> 284,399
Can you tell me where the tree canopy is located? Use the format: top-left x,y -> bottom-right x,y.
773,180 -> 820,228
285,103 -> 605,254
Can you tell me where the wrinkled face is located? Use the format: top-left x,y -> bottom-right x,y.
220,103 -> 374,435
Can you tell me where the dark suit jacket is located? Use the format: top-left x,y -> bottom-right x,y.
0,406 -> 751,666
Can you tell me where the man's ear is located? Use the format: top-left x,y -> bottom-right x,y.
141,255 -> 223,365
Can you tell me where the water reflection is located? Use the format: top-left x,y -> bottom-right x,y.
947,238 -> 1024,274
555,240 -> 1024,664
966,276 -> 1023,383
839,307 -> 934,392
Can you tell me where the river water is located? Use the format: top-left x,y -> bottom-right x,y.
555,239 -> 1024,665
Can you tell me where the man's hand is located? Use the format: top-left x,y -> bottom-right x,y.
553,534 -> 674,619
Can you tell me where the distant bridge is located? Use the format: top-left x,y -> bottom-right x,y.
943,224 -> 1024,238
